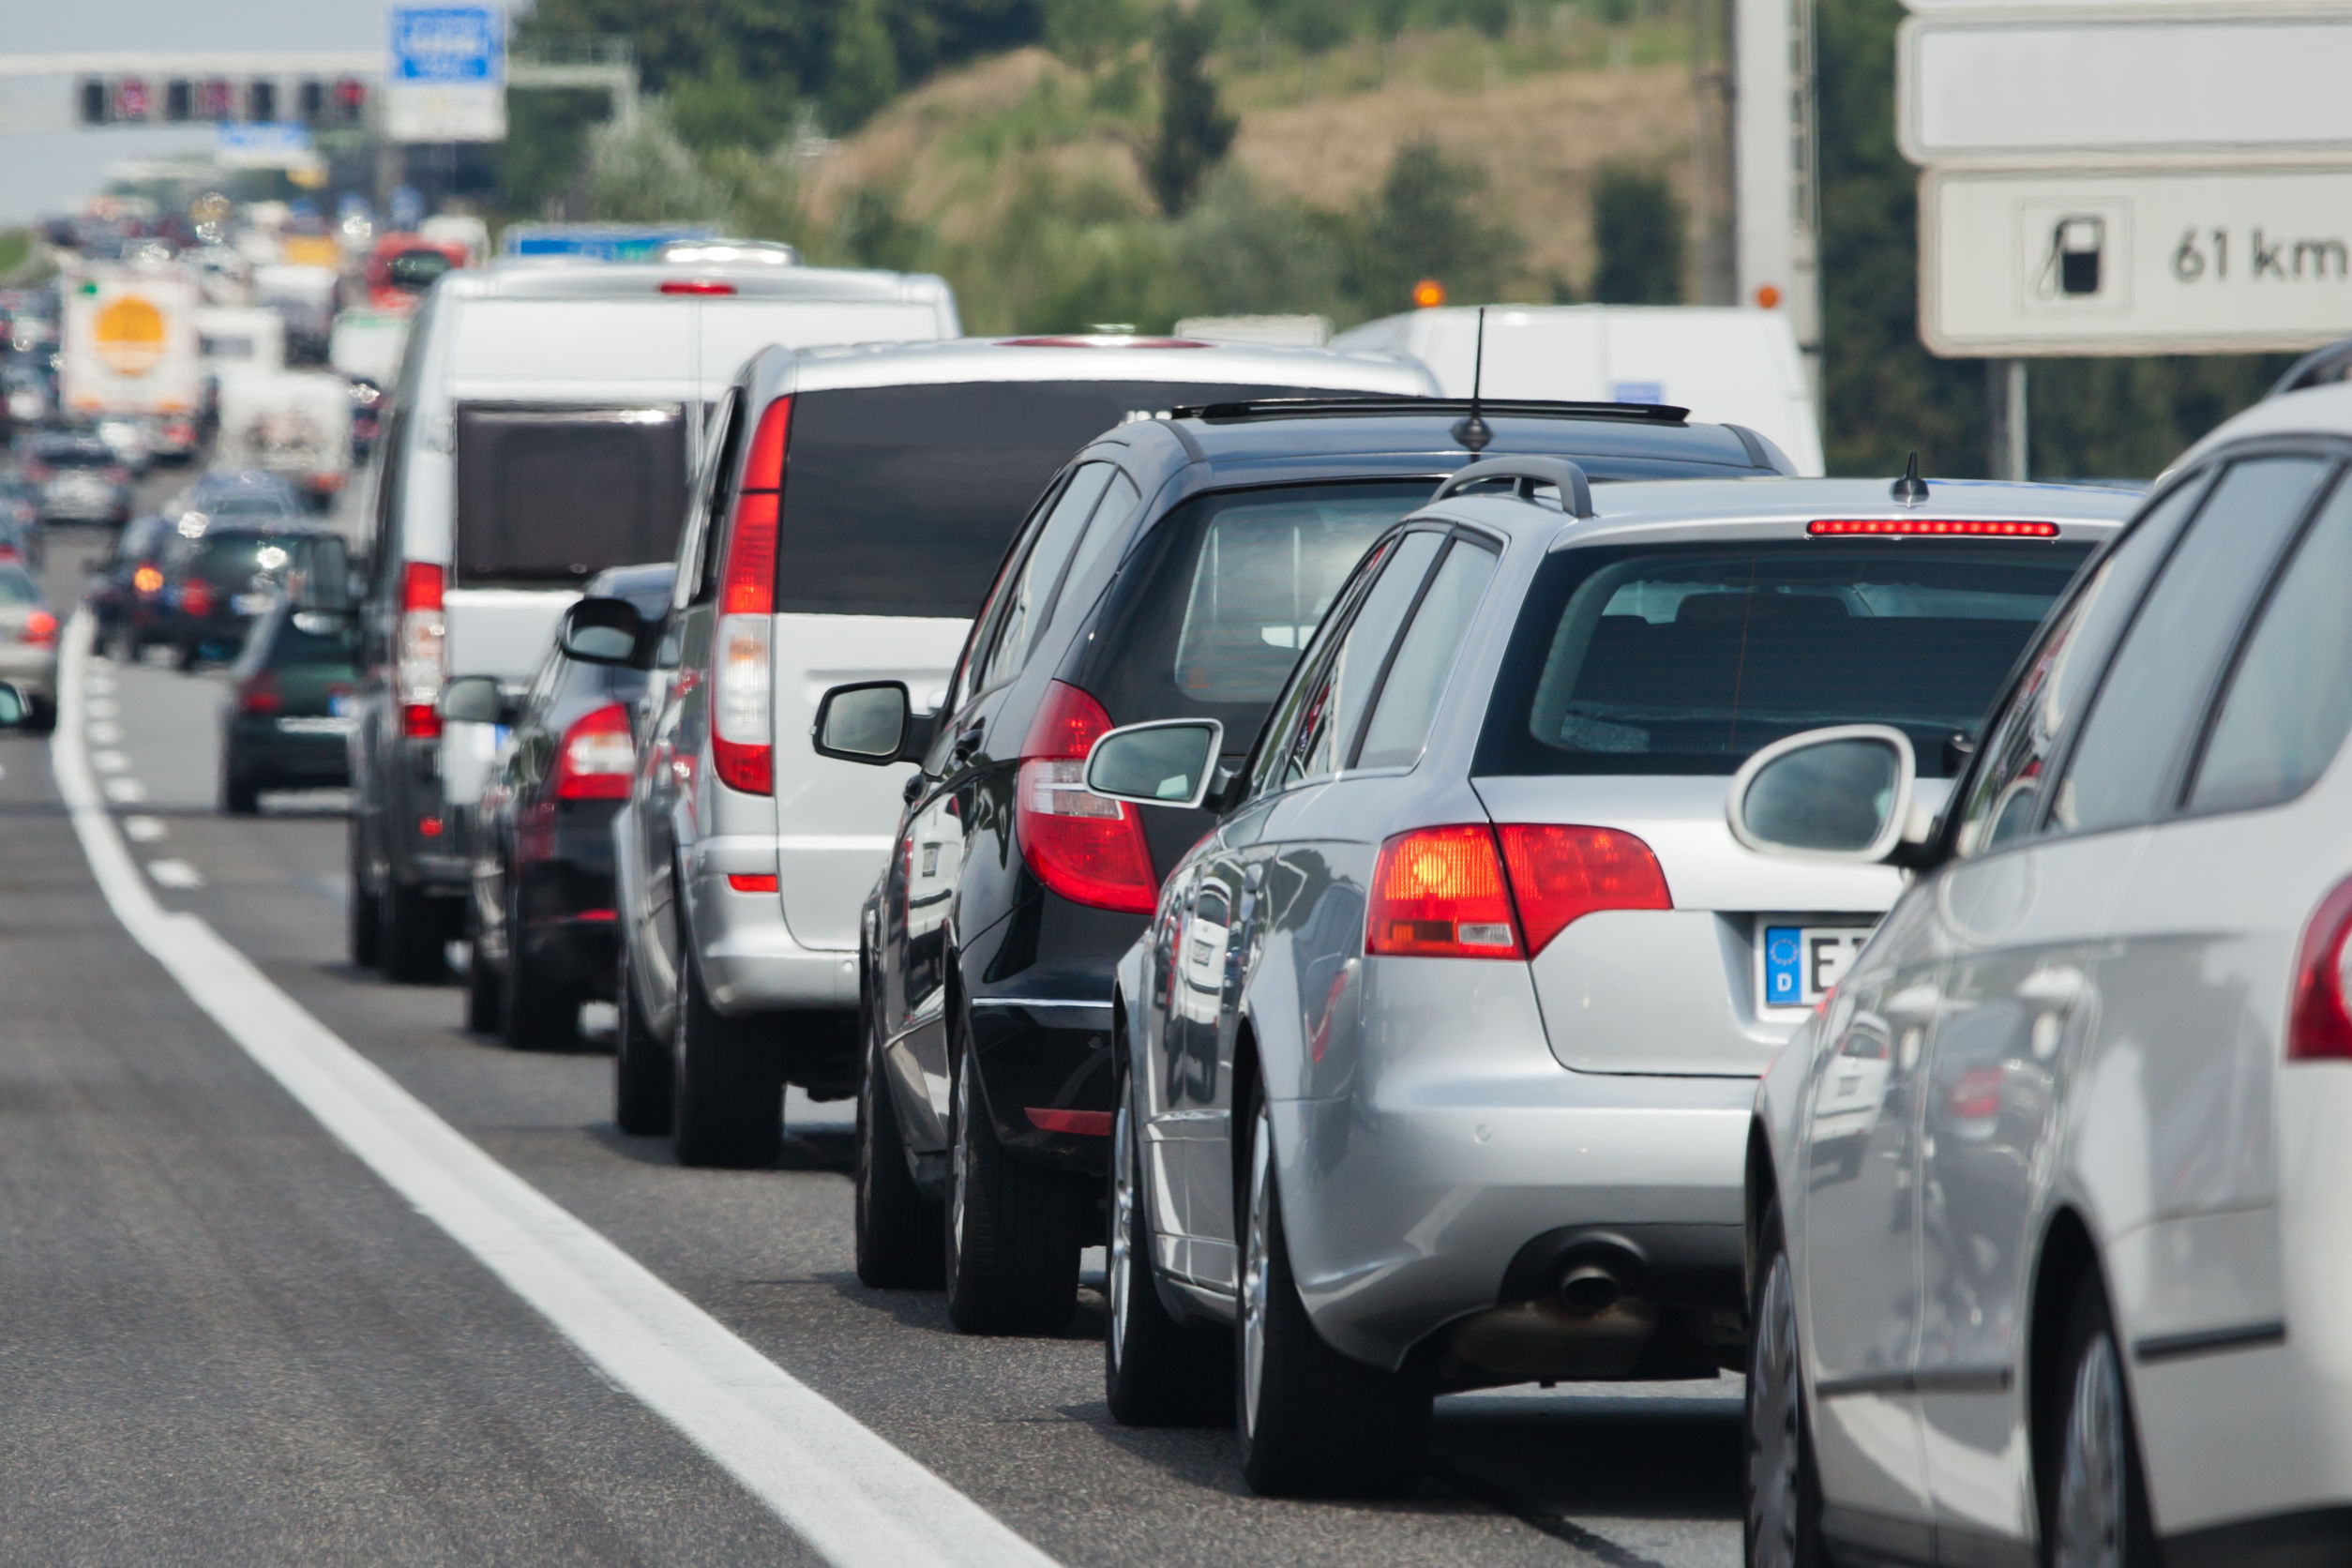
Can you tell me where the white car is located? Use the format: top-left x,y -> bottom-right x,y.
1744,384 -> 2352,1566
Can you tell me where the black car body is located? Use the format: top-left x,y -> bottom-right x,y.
219,597 -> 361,811
89,514 -> 177,657
466,563 -> 675,1049
159,523 -> 339,667
845,398 -> 1793,1328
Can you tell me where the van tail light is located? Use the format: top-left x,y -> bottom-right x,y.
1017,680 -> 1157,914
1495,824 -> 1672,956
2287,875 -> 2352,1061
236,669 -> 281,716
180,580 -> 215,618
22,610 -> 57,647
1367,824 -> 1523,958
398,561 -> 445,740
712,396 -> 789,794
553,702 -> 633,800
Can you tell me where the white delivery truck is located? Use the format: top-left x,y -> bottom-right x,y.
1331,304 -> 1825,475
329,311 -> 410,385
60,263 -> 202,422
196,306 -> 287,376
215,369 -> 353,506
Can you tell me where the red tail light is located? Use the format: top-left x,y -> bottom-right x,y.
1017,680 -> 1156,914
133,564 -> 163,595
399,561 -> 445,741
1367,824 -> 1523,958
22,609 -> 57,647
236,669 -> 281,715
1947,1064 -> 2006,1119
726,872 -> 779,893
1496,823 -> 1672,956
553,702 -> 633,800
713,396 -> 788,794
180,580 -> 215,618
2288,875 -> 2352,1061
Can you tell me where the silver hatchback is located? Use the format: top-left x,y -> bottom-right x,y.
1096,460 -> 2134,1495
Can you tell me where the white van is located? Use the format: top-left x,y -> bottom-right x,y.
1331,304 -> 1825,476
349,260 -> 962,981
195,306 -> 287,377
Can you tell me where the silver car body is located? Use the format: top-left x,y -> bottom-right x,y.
1756,385 -> 2352,1564
1118,475 -> 2134,1384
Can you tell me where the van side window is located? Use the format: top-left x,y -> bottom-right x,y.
2190,471 -> 2352,814
687,390 -> 746,607
367,412 -> 408,605
978,462 -> 1116,692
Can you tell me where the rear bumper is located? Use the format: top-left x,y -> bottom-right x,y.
0,647 -> 58,704
686,835 -> 858,1014
226,719 -> 351,783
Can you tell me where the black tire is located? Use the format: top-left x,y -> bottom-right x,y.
612,953 -> 672,1136
942,1012 -> 1086,1335
174,639 -> 199,672
347,818 -> 381,969
379,876 -> 446,984
1746,1199 -> 1825,1568
462,898 -> 503,1034
1234,1084 -> 1428,1497
2043,1274 -> 2157,1568
854,1000 -> 943,1288
25,699 -> 56,735
671,946 -> 782,1168
500,882 -> 579,1050
1106,1044 -> 1230,1425
219,746 -> 261,816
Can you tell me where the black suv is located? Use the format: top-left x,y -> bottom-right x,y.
821,399 -> 1793,1333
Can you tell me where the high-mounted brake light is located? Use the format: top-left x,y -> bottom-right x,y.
659,279 -> 736,296
2288,875 -> 2352,1062
398,561 -> 446,740
1497,823 -> 1672,955
554,702 -> 633,800
712,396 -> 790,793
1808,519 -> 2060,538
1017,681 -> 1157,914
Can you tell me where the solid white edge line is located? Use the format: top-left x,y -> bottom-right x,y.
51,614 -> 1057,1568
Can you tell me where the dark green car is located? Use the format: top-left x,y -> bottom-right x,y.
219,597 -> 360,815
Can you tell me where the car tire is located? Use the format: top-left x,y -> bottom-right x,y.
347,818 -> 381,969
500,881 -> 579,1051
174,639 -> 199,672
854,1003 -> 943,1289
942,1013 -> 1085,1335
1746,1199 -> 1825,1568
25,698 -> 56,735
219,746 -> 261,816
462,899 -> 503,1034
612,953 -> 672,1136
671,944 -> 782,1168
1106,1047 -> 1230,1425
379,877 -> 446,984
1235,1084 -> 1428,1498
2044,1274 -> 2157,1568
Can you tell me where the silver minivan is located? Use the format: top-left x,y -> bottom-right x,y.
601,335 -> 1438,1167
1745,385 -> 2352,1567
348,258 -> 958,979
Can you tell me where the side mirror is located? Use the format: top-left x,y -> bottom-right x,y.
1726,724 -> 1926,863
0,681 -> 26,730
558,596 -> 646,667
813,680 -> 930,764
1084,719 -> 1226,810
439,673 -> 511,727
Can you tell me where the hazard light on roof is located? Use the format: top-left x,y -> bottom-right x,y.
1808,519 -> 2059,538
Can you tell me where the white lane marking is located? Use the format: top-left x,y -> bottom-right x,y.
85,696 -> 118,719
91,748 -> 129,773
101,776 -> 146,803
123,816 -> 166,843
146,858 -> 204,889
86,719 -> 123,745
49,614 -> 1056,1568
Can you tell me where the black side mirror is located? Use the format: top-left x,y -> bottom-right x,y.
439,673 -> 513,727
812,680 -> 931,765
559,596 -> 647,667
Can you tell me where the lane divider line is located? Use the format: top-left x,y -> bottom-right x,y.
51,615 -> 1058,1568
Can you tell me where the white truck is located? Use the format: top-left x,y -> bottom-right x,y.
1332,304 -> 1826,476
215,370 -> 353,506
60,263 -> 202,422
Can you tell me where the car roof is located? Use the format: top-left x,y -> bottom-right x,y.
765,336 -> 1434,396
445,264 -> 947,304
2170,382 -> 2352,473
1422,475 -> 2142,550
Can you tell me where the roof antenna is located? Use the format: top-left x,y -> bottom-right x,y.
1451,306 -> 1493,455
1891,450 -> 1929,505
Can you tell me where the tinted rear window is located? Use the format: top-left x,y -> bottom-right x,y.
1075,480 -> 1433,736
772,381 -> 1347,618
267,611 -> 359,667
1476,540 -> 2094,777
184,533 -> 308,586
455,404 -> 686,586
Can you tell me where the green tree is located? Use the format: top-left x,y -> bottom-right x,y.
826,0 -> 903,129
1145,6 -> 1238,218
671,56 -> 795,153
1169,168 -> 1348,319
497,88 -> 610,215
831,184 -> 934,270
1589,165 -> 1684,304
1347,138 -> 1521,314
1041,0 -> 1145,68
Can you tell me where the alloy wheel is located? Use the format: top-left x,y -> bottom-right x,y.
1240,1106 -> 1273,1440
948,1048 -> 972,1274
1746,1249 -> 1803,1568
2055,1332 -> 2128,1568
1108,1102 -> 1136,1372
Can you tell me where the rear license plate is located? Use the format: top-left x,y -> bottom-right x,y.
278,716 -> 355,736
233,594 -> 272,614
1761,925 -> 1873,1009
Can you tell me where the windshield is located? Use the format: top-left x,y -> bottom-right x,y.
1476,540 -> 2095,777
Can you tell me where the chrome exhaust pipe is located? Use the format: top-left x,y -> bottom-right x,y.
1557,1260 -> 1626,1318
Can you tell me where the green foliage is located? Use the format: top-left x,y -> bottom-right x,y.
671,57 -> 796,153
584,104 -> 731,222
1041,0 -> 1146,68
1589,164 -> 1683,304
1168,168 -> 1349,317
1147,6 -> 1239,217
497,88 -> 610,214
1347,137 -> 1520,314
827,0 -> 904,128
831,184 -> 934,271
1464,0 -> 1514,39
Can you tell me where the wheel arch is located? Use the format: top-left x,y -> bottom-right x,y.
2027,1202 -> 2108,1542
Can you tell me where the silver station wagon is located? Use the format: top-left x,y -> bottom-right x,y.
1092,458 -> 2136,1495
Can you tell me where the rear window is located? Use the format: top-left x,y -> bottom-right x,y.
267,611 -> 359,668
1476,540 -> 2095,778
37,441 -> 110,468
772,381 -> 1347,618
1075,480 -> 1433,735
182,533 -> 305,586
454,404 -> 687,586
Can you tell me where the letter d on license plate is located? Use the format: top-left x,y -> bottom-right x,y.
1761,925 -> 1873,1009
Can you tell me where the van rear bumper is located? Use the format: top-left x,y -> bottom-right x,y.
687,839 -> 858,1014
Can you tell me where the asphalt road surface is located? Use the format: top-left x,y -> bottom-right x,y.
4,513 -> 1744,1567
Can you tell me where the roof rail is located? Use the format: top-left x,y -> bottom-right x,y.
1166,396 -> 1692,425
1433,457 -> 1595,519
